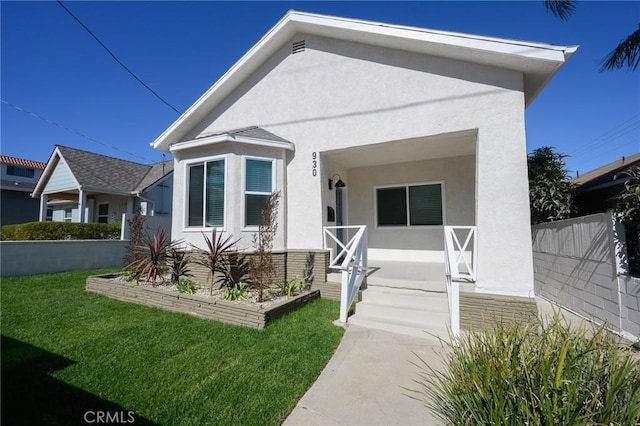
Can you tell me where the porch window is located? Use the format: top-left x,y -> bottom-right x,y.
97,203 -> 109,224
64,208 -> 72,222
376,183 -> 443,227
187,158 -> 225,228
244,158 -> 273,227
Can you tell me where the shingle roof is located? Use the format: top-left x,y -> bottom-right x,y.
198,126 -> 291,143
135,160 -> 174,192
571,153 -> 640,187
55,145 -> 171,193
0,155 -> 47,169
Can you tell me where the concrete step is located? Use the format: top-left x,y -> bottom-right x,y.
327,271 -> 446,292
360,287 -> 449,311
348,315 -> 450,341
355,301 -> 449,324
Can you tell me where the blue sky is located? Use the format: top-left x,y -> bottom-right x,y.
2,1 -> 639,176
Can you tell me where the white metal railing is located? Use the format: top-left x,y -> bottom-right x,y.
444,226 -> 477,337
323,225 -> 368,323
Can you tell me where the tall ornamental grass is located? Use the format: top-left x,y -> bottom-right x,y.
412,315 -> 640,425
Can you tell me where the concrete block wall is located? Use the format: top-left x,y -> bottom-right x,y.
186,250 -> 329,288
620,275 -> 640,337
532,213 -> 639,339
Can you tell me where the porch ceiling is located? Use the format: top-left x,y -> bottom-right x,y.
322,129 -> 477,169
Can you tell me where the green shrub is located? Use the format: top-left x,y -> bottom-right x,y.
411,315 -> 640,425
1,221 -> 121,241
224,283 -> 248,301
176,278 -> 198,295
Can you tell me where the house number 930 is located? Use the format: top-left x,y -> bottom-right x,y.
312,152 -> 317,177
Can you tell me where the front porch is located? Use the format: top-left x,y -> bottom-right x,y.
321,226 -> 537,339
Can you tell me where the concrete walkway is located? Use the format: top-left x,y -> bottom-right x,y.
283,325 -> 447,426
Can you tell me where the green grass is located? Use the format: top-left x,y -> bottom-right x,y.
1,269 -> 344,425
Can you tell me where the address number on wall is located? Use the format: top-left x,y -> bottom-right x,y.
312,152 -> 317,177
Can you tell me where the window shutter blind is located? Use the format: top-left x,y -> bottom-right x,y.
246,160 -> 272,192
245,159 -> 273,226
188,165 -> 204,227
377,187 -> 407,226
409,184 -> 442,225
205,160 -> 225,227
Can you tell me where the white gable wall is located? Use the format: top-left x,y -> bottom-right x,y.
42,157 -> 77,194
172,34 -> 533,294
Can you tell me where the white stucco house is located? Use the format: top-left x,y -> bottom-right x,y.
33,145 -> 173,227
151,11 -> 576,334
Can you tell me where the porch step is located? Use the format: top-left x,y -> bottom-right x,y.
360,286 -> 448,310
327,272 -> 445,292
350,286 -> 450,340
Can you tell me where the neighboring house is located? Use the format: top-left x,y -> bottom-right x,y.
32,145 -> 173,226
0,155 -> 47,227
151,11 -> 576,325
572,153 -> 640,216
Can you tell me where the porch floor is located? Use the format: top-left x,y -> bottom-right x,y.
327,260 -> 474,293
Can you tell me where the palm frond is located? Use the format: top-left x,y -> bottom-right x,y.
543,0 -> 577,21
600,25 -> 640,72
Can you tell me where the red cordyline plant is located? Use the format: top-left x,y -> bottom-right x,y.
190,229 -> 239,295
127,227 -> 177,285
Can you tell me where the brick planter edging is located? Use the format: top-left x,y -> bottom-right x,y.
86,274 -> 319,329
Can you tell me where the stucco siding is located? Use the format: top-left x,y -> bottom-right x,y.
43,158 -> 77,193
171,33 -> 532,293
347,155 -> 475,255
142,175 -> 173,216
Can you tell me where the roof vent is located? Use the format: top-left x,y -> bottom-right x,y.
292,40 -> 305,54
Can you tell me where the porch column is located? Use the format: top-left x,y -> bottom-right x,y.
126,197 -> 134,214
38,194 -> 48,221
78,190 -> 87,223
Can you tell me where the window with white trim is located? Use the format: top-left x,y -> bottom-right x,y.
97,203 -> 109,224
376,183 -> 443,227
187,158 -> 225,228
244,158 -> 273,227
64,208 -> 72,222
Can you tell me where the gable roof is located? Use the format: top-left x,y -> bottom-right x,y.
32,145 -> 173,197
0,155 -> 47,169
571,152 -> 640,189
152,10 -> 578,152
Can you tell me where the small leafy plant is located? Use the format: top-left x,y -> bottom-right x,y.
176,278 -> 198,295
224,283 -> 248,301
276,276 -> 306,298
409,314 -> 640,425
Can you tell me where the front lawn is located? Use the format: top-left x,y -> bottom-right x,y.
1,269 -> 344,425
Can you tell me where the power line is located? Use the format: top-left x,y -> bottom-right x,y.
1,99 -> 155,163
56,0 -> 182,115
568,113 -> 640,158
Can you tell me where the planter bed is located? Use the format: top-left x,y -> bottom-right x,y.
86,274 -> 319,329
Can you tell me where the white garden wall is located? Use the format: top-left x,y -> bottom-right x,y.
532,213 -> 639,340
